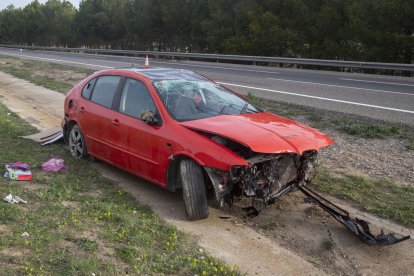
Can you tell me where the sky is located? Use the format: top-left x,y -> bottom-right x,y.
0,0 -> 80,10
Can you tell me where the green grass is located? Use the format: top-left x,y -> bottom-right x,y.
312,167 -> 414,227
402,130 -> 414,150
0,103 -> 239,275
0,57 -> 93,93
333,117 -> 400,138
261,219 -> 284,231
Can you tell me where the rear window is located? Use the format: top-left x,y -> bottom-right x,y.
90,76 -> 121,108
82,78 -> 96,99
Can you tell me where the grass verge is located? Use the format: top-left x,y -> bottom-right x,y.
312,167 -> 414,228
246,92 -> 414,147
0,56 -> 93,94
0,103 -> 238,275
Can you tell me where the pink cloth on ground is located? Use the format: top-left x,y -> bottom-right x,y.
42,158 -> 65,172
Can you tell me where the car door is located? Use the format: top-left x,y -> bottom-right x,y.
77,75 -> 122,163
110,77 -> 170,184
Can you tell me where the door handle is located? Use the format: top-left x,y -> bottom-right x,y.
79,107 -> 85,113
112,119 -> 120,126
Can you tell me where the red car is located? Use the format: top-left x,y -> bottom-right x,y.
62,68 -> 410,245
62,68 -> 332,217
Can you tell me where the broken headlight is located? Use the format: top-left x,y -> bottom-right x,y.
301,150 -> 318,181
230,165 -> 246,180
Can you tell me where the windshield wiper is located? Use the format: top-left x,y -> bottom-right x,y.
219,105 -> 227,115
240,103 -> 248,114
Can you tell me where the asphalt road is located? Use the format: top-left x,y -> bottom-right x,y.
1,47 -> 413,126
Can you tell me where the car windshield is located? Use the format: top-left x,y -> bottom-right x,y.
153,79 -> 260,122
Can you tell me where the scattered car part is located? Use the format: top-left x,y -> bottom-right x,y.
20,126 -> 63,145
41,132 -> 64,145
3,194 -> 27,204
298,185 -> 410,246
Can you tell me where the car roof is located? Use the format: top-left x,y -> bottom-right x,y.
119,68 -> 209,82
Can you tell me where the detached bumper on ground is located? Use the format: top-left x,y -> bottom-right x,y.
298,185 -> 410,246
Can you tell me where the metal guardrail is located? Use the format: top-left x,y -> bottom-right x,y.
1,44 -> 414,72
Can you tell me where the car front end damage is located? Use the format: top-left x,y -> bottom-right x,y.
204,149 -> 318,213
204,149 -> 410,246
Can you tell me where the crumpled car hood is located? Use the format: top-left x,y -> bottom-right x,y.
180,112 -> 333,155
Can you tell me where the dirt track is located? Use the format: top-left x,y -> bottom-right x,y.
1,71 -> 413,275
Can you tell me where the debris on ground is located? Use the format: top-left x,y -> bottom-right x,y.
3,194 -> 27,204
20,126 -> 63,145
4,162 -> 32,181
42,158 -> 65,172
21,232 -> 30,237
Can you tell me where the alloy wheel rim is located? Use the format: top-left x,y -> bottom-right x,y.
69,128 -> 84,158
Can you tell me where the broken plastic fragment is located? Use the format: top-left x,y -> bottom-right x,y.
21,232 -> 30,237
14,196 -> 27,204
20,126 -> 63,145
3,194 -> 27,204
3,194 -> 13,203
41,132 -> 64,145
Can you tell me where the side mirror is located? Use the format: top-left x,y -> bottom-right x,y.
140,110 -> 160,126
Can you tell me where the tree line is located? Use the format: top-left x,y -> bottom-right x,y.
0,0 -> 413,64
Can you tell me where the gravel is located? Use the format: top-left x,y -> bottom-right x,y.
318,128 -> 414,187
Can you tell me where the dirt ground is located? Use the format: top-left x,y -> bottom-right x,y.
1,71 -> 413,275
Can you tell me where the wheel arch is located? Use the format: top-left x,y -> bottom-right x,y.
165,154 -> 212,193
63,119 -> 79,143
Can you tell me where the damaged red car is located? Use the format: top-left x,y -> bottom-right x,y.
62,68 -> 408,246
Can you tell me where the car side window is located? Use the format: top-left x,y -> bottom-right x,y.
90,76 -> 121,108
81,78 -> 97,99
119,78 -> 157,119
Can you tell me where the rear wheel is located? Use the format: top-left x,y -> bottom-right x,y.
180,159 -> 208,220
68,125 -> 88,159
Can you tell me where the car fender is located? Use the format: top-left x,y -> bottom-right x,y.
163,125 -> 249,192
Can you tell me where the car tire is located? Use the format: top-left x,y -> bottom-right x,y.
180,159 -> 209,220
68,124 -> 88,159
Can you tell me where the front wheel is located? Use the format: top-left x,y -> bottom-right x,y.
68,125 -> 88,159
179,159 -> 209,220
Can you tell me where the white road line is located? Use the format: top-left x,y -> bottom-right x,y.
340,78 -> 414,87
267,77 -> 413,96
1,52 -> 114,69
218,81 -> 414,114
3,51 -> 413,114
